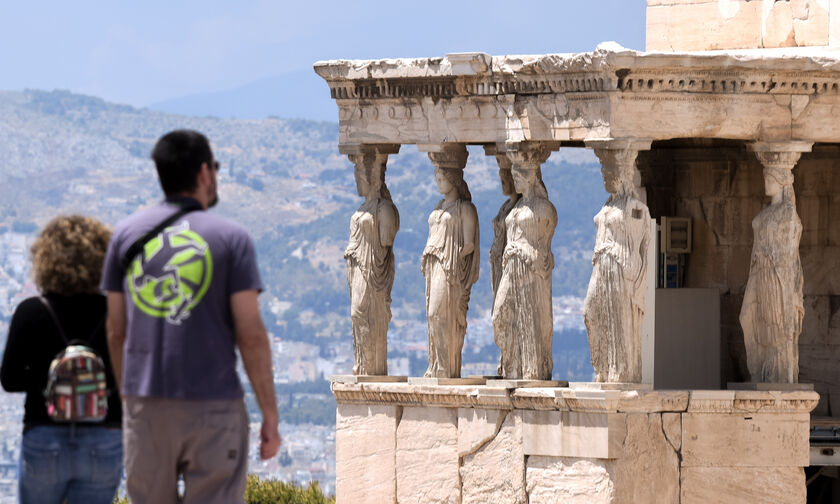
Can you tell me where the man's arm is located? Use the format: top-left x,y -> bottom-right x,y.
231,289 -> 281,460
106,292 -> 127,396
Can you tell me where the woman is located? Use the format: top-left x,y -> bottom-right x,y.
345,153 -> 399,375
492,165 -> 556,380
422,166 -> 479,378
739,165 -> 804,383
583,158 -> 650,383
1,215 -> 123,504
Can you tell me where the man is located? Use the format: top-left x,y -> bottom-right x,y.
102,129 -> 280,504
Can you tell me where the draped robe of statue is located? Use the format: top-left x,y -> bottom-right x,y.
345,197 -> 397,375
739,190 -> 804,383
422,198 -> 480,378
584,192 -> 650,383
490,195 -> 518,374
492,195 -> 556,380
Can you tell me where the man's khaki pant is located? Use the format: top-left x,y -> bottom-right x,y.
123,396 -> 249,504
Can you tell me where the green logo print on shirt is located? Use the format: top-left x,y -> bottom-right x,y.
127,222 -> 213,324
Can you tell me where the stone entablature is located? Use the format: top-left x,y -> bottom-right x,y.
333,383 -> 818,503
315,45 -> 840,145
332,381 -> 818,414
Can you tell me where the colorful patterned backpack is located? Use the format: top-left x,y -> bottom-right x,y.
39,297 -> 108,422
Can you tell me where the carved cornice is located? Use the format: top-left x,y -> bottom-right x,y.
331,382 -> 514,410
687,390 -> 819,413
315,49 -> 840,103
332,383 -> 819,415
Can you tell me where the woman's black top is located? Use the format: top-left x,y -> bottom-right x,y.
0,293 -> 122,429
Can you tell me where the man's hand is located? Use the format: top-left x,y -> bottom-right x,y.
231,290 -> 281,460
260,420 -> 282,460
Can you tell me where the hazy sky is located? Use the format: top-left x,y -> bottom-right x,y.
0,1 -> 646,108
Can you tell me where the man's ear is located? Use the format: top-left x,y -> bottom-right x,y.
196,162 -> 211,188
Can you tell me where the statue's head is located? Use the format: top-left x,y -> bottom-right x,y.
498,168 -> 516,197
352,152 -> 387,199
434,166 -> 471,201
763,165 -> 793,198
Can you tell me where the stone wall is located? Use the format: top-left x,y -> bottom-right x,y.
646,0 -> 837,51
640,142 -> 840,414
333,382 -> 817,503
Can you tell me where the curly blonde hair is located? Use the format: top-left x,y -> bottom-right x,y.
30,215 -> 112,296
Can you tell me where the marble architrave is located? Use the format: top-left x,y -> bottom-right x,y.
491,143 -> 557,380
315,48 -> 840,147
343,144 -> 400,376
740,142 -> 812,384
583,139 -> 652,384
421,144 -> 480,378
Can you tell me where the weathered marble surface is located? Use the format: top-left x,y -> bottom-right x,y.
344,147 -> 399,375
315,45 -> 840,146
584,140 -> 651,383
491,145 -> 556,380
681,467 -> 806,504
647,0 -> 832,52
396,407 -> 459,504
526,456 -> 615,504
461,412 -> 526,504
331,384 -> 818,503
740,143 -> 810,383
422,145 -> 479,378
336,404 -> 399,504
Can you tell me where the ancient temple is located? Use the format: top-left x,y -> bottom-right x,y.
314,1 -> 840,502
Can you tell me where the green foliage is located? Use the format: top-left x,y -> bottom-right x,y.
245,475 -> 335,504
113,475 -> 335,504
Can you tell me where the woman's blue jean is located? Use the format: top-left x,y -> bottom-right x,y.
18,425 -> 123,504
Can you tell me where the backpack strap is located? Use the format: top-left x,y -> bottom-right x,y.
38,297 -> 106,346
120,202 -> 202,273
38,296 -> 68,345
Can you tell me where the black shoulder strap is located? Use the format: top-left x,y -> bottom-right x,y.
120,203 -> 202,273
38,297 -> 106,346
38,296 -> 68,345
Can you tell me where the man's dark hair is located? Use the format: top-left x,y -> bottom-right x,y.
151,130 -> 213,196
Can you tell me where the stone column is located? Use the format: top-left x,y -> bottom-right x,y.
340,143 -> 401,376
740,141 -> 812,384
418,143 -> 480,378
484,144 -> 516,307
491,142 -> 558,380
583,138 -> 652,384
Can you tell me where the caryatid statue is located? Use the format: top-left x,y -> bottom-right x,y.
740,142 -> 811,383
485,145 -> 520,376
491,145 -> 556,380
344,145 -> 400,375
421,145 -> 480,378
583,140 -> 651,383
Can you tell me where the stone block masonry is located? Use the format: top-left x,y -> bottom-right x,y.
332,383 -> 817,503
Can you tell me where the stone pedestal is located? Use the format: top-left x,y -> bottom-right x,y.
332,382 -> 818,504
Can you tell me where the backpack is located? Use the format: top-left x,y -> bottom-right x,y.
39,297 -> 108,423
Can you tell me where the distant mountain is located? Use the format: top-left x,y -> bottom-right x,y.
147,70 -> 337,122
0,88 -> 605,379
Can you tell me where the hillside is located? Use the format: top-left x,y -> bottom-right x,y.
0,89 -> 607,379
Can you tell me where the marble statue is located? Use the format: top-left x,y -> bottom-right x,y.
422,166 -> 480,378
584,148 -> 651,383
491,159 -> 556,380
345,152 -> 399,375
489,160 -> 519,376
740,160 -> 804,383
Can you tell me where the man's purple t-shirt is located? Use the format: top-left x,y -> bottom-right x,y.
101,199 -> 262,400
